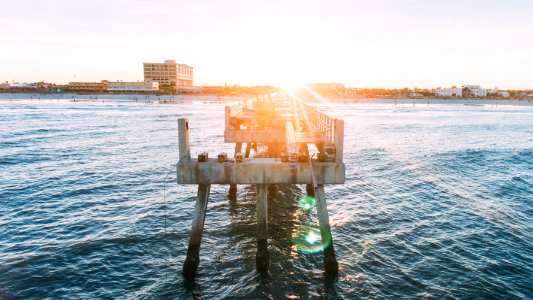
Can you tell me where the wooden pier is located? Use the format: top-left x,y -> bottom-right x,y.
177,94 -> 345,276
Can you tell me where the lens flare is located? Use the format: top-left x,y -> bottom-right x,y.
293,224 -> 331,254
298,196 -> 316,211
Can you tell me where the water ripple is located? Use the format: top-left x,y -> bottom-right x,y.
0,100 -> 531,299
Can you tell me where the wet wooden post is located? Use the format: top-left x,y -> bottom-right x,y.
183,184 -> 211,276
179,117 -> 208,276
244,142 -> 252,158
229,141 -> 242,199
315,184 -> 338,273
306,184 -> 315,197
256,184 -> 269,270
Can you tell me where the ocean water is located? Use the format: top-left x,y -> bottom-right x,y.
0,98 -> 531,299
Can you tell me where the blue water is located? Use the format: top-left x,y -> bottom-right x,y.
1,99 -> 532,299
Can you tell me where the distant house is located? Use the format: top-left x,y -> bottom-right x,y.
435,87 -> 462,97
7,83 -> 38,92
488,87 -> 510,98
462,85 -> 487,97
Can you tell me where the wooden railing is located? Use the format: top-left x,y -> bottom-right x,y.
302,103 -> 336,144
229,97 -> 256,117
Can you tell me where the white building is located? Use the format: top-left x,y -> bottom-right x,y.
499,91 -> 510,98
488,87 -> 510,98
435,87 -> 462,97
463,85 -> 487,97
108,81 -> 159,92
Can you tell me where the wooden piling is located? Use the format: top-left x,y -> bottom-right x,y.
183,184 -> 211,276
235,142 -> 243,155
244,142 -> 252,158
256,184 -> 269,270
229,142 -> 243,198
229,184 -> 237,199
315,184 -> 338,273
306,184 -> 315,197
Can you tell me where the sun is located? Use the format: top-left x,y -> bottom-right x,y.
279,81 -> 307,94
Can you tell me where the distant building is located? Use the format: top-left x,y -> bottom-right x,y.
463,85 -> 487,97
67,81 -> 108,93
108,81 -> 159,92
143,60 -> 193,89
201,86 -> 226,94
499,91 -> 510,98
435,87 -> 462,97
8,83 -> 38,91
488,87 -> 510,98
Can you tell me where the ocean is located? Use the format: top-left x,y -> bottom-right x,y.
0,97 -> 531,299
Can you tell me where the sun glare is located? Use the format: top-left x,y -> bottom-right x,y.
280,82 -> 307,94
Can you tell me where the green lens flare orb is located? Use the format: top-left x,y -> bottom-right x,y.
293,224 -> 331,254
298,196 -> 316,211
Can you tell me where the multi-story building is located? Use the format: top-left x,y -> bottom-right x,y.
108,81 -> 159,92
143,60 -> 193,89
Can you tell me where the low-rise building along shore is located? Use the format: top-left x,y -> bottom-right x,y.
108,81 -> 159,93
67,81 -> 108,93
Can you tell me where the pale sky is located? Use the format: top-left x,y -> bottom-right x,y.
1,0 -> 532,89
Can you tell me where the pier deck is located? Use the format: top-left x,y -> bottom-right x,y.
177,94 -> 345,276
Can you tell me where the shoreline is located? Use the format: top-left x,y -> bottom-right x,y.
0,93 -> 531,106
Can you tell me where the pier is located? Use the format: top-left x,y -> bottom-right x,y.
177,94 -> 345,276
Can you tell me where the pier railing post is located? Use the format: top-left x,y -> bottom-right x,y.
183,184 -> 211,276
178,118 -> 191,162
225,106 -> 231,129
316,184 -> 339,273
256,184 -> 269,270
334,119 -> 344,163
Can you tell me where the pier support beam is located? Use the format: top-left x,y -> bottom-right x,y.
306,184 -> 315,197
256,184 -> 269,270
229,142 -> 243,198
229,184 -> 237,200
244,142 -> 252,158
183,184 -> 211,276
315,184 -> 338,273
235,142 -> 243,155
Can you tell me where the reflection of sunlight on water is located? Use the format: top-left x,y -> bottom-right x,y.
293,194 -> 333,254
293,224 -> 331,254
297,196 -> 315,211
360,240 -> 372,256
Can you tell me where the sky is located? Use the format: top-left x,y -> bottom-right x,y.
1,0 -> 532,89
